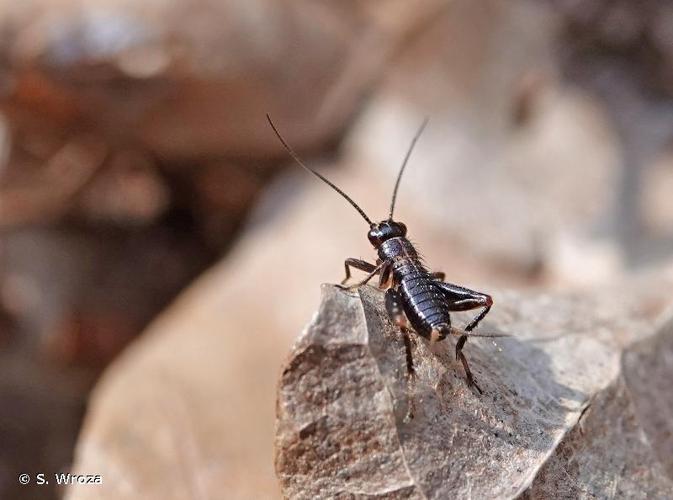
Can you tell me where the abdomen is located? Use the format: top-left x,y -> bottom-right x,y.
399,268 -> 451,338
379,237 -> 451,338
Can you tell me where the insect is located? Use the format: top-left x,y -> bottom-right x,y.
267,115 -> 493,395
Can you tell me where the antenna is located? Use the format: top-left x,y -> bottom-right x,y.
388,118 -> 429,220
266,114 -> 373,225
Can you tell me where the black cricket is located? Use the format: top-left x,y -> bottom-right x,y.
267,115 -> 493,394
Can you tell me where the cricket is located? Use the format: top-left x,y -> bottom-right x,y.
267,114 -> 494,395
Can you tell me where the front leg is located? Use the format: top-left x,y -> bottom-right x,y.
339,260 -> 386,290
341,258 -> 378,285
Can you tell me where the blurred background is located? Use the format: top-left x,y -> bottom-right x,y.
1,0 -> 673,498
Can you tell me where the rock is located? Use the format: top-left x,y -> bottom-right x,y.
63,136 -> 673,499
623,317 -> 673,479
275,283 -> 673,498
0,0 -> 438,161
523,315 -> 673,498
63,157 -> 519,500
55,2 -> 673,496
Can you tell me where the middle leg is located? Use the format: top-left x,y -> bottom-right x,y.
385,287 -> 416,421
385,288 -> 414,376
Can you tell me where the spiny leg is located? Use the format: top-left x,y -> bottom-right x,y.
435,281 -> 493,332
341,258 -> 377,285
464,304 -> 492,332
456,334 -> 482,394
433,325 -> 483,394
385,287 -> 416,421
435,283 -> 492,393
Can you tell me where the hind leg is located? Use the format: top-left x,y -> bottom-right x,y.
436,283 -> 492,393
432,325 -> 483,394
436,281 -> 493,332
455,334 -> 482,394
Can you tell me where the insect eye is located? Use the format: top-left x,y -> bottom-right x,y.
367,228 -> 382,246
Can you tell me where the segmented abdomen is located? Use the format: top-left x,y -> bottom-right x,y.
396,262 -> 450,338
378,236 -> 450,338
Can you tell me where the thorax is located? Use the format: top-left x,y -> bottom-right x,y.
377,237 -> 418,262
377,237 -> 428,280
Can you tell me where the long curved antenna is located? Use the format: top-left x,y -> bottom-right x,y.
388,118 -> 429,220
267,114 -> 373,226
